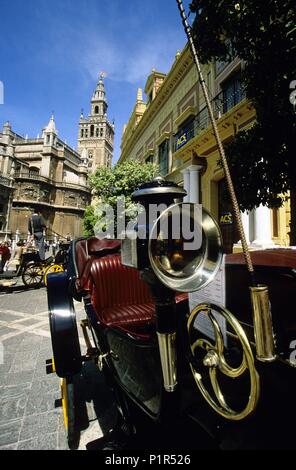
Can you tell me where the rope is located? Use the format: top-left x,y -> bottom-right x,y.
176,0 -> 255,285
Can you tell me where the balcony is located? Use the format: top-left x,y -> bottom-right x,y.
14,171 -> 50,183
174,86 -> 247,153
0,174 -> 13,188
14,172 -> 90,192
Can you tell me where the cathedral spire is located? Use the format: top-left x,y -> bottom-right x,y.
45,114 -> 57,134
91,73 -> 108,116
43,114 -> 58,147
77,73 -> 114,173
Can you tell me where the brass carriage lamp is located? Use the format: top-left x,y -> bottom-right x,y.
121,177 -> 187,271
121,177 -> 187,393
121,177 -> 223,394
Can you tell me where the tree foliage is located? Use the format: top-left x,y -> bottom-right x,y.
83,160 -> 158,236
189,0 -> 296,240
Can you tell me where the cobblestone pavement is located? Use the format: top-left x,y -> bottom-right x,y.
0,283 -> 116,450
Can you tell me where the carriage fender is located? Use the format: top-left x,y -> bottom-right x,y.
47,271 -> 82,378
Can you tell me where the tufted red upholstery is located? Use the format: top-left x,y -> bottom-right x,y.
90,254 -> 155,328
89,253 -> 188,330
74,238 -> 121,293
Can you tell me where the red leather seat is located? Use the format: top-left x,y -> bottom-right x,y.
90,254 -> 155,329
74,238 -> 121,293
89,253 -> 188,331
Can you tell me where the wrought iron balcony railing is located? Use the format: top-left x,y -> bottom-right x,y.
174,87 -> 247,152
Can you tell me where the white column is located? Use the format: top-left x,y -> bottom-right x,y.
240,211 -> 250,244
252,205 -> 274,247
182,168 -> 190,202
188,165 -> 203,204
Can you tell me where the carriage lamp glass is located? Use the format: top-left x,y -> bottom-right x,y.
121,177 -> 188,271
149,204 -> 223,293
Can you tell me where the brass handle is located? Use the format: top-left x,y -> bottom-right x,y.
187,303 -> 260,421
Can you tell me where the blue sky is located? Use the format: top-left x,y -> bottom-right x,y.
0,0 -> 192,163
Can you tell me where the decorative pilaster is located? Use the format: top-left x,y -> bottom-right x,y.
240,211 -> 250,244
188,165 -> 203,204
182,168 -> 190,202
252,205 -> 274,247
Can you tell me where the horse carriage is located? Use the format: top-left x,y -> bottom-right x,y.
46,178 -> 296,450
0,242 -> 70,289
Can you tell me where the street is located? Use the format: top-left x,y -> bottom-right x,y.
0,284 -> 116,450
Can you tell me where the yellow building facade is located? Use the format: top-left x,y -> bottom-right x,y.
119,45 -> 290,251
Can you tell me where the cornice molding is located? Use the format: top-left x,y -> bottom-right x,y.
119,44 -> 192,163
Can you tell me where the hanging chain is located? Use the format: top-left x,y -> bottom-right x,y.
176,0 -> 255,281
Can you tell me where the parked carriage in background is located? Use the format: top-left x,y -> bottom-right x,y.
0,242 -> 70,289
47,178 -> 296,450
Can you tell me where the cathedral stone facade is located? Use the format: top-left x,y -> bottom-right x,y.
0,75 -> 114,241
0,119 -> 90,241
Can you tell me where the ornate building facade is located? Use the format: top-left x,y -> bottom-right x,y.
77,74 -> 114,172
119,45 -> 290,251
0,118 -> 90,241
0,75 -> 115,242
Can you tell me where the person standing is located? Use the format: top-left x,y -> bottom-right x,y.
28,209 -> 47,261
0,241 -> 11,273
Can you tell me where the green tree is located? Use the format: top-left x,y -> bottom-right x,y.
189,0 -> 296,242
83,205 -> 97,237
83,160 -> 158,237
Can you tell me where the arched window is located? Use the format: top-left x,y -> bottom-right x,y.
81,129 -> 84,138
90,125 -> 94,137
29,167 -> 40,178
95,106 -> 99,114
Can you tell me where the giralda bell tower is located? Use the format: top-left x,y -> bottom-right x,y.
78,73 -> 114,173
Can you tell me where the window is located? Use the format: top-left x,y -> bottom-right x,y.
85,129 -> 88,138
81,129 -> 84,138
96,128 -> 99,137
158,139 -> 169,176
29,167 -> 39,178
90,125 -> 94,137
95,106 -> 99,114
206,70 -> 211,91
100,128 -> 104,137
146,155 -> 154,164
222,73 -> 245,113
272,208 -> 279,238
174,115 -> 195,152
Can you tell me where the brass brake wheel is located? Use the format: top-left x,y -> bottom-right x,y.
187,303 -> 260,421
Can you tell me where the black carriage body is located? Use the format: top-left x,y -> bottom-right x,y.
48,238 -> 296,449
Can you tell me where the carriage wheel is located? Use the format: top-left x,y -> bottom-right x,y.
61,377 -> 77,449
22,264 -> 44,287
44,264 -> 64,286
